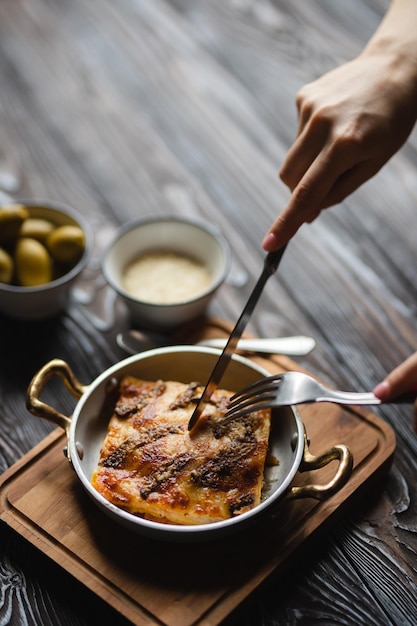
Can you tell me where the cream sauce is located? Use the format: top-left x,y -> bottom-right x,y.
122,250 -> 212,304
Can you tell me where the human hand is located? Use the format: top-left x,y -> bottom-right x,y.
373,352 -> 417,433
262,50 -> 417,252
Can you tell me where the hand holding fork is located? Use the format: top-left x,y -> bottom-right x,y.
224,371 -> 417,423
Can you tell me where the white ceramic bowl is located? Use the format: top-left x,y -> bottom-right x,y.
101,216 -> 231,329
0,201 -> 92,320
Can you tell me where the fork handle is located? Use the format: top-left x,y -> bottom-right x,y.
322,390 -> 417,405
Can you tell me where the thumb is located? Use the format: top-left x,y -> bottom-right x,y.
373,352 -> 417,400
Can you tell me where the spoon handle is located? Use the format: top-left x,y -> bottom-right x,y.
117,331 -> 316,357
199,336 -> 316,356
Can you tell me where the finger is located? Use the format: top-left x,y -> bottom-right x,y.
295,84 -> 317,136
280,119 -> 328,191
295,99 -> 312,138
373,352 -> 417,401
320,158 -> 388,209
264,149 -> 350,251
265,157 -> 384,251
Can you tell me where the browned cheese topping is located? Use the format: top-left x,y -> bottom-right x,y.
91,376 -> 271,525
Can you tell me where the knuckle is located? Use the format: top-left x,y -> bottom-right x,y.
279,164 -> 294,189
292,181 -> 314,208
335,125 -> 365,151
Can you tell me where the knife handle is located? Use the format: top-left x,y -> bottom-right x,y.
264,245 -> 287,276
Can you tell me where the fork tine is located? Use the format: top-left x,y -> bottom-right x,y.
227,383 -> 280,408
226,391 -> 277,413
223,401 -> 274,423
229,374 -> 283,401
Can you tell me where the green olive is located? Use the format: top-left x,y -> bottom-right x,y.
0,246 -> 13,284
0,204 -> 29,242
47,225 -> 85,263
19,217 -> 55,243
15,237 -> 52,286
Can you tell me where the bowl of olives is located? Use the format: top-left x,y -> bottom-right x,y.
0,201 -> 92,320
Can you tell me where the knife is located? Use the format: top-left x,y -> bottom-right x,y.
188,245 -> 287,430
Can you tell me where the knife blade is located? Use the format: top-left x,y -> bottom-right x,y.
188,245 -> 287,430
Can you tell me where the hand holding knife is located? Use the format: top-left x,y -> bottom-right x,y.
188,245 -> 287,431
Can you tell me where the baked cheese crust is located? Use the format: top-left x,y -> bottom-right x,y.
91,376 -> 271,525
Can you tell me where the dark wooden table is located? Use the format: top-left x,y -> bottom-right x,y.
1,0 -> 417,624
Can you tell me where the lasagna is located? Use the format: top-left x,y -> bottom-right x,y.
91,376 -> 271,525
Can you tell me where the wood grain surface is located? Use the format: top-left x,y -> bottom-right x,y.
1,1 -> 417,625
0,344 -> 395,626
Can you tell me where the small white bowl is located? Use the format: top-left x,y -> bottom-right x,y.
0,201 -> 92,320
102,216 -> 231,329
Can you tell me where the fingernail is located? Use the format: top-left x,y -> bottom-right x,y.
262,232 -> 279,251
373,380 -> 390,399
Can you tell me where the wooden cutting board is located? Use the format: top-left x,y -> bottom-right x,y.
0,317 -> 396,626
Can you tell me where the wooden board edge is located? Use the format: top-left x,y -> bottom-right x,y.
0,429 -> 65,515
198,445 -> 396,626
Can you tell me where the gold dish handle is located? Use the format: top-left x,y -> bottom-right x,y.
287,433 -> 353,501
25,358 -> 88,461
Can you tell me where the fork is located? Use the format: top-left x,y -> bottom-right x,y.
224,371 -> 417,422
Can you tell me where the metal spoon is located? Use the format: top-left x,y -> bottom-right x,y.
117,329 -> 316,356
